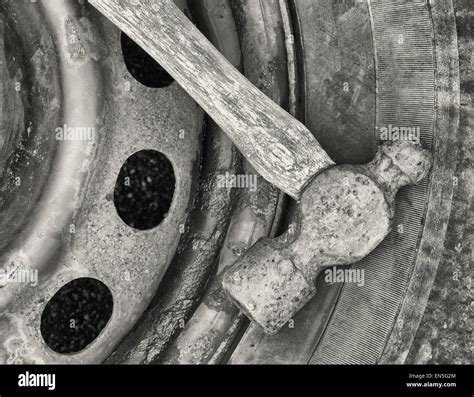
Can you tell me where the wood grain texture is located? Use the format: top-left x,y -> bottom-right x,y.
89,0 -> 334,199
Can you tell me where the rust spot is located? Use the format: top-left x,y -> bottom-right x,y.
64,16 -> 105,62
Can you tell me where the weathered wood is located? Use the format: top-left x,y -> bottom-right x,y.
89,0 -> 334,199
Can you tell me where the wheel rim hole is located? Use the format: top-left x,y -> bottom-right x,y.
121,32 -> 175,88
40,278 -> 113,354
114,150 -> 176,230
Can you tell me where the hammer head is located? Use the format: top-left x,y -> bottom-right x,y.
222,166 -> 391,334
222,239 -> 316,335
222,141 -> 432,335
368,140 -> 432,195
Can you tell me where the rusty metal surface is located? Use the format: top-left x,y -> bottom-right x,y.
0,0 -> 203,363
223,142 -> 432,335
106,0 -> 243,364
0,1 -> 60,255
406,0 -> 472,364
289,0 -> 376,165
310,0 -> 458,365
0,0 -> 468,365
379,0 -> 462,363
159,0 -> 289,364
230,0 -> 462,364
229,0 -> 376,363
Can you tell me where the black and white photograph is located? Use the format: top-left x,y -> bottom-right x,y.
0,0 -> 472,394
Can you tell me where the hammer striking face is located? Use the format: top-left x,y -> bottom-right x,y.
222,141 -> 432,335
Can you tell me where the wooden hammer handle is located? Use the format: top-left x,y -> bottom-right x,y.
89,0 -> 334,199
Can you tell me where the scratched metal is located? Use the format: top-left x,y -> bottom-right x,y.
310,0 -> 458,365
0,0 -> 203,364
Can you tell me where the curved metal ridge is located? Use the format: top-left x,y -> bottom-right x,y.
310,0 -> 458,365
0,0 -> 60,255
0,0 -> 103,312
159,0 -> 289,364
229,0 -> 376,364
380,0 -> 461,363
105,0 -> 243,364
288,0 -> 377,165
0,0 -> 202,363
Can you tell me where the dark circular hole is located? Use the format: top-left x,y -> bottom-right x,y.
114,150 -> 176,230
40,278 -> 113,354
121,32 -> 175,88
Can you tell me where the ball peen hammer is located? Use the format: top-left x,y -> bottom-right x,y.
222,141 -> 431,333
90,0 -> 432,334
